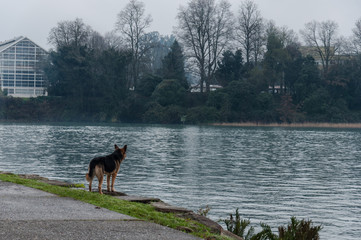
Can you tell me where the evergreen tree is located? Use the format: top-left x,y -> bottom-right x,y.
292,56 -> 323,105
215,50 -> 243,87
263,31 -> 290,94
346,55 -> 361,110
161,40 -> 188,89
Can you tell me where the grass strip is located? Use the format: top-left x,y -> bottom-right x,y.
0,173 -> 228,239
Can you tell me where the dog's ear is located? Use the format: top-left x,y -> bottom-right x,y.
123,145 -> 127,152
115,144 -> 119,149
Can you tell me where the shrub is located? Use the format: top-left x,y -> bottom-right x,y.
278,217 -> 322,240
142,102 -> 185,124
221,209 -> 322,240
185,106 -> 220,124
222,208 -> 255,240
152,79 -> 186,107
136,75 -> 163,97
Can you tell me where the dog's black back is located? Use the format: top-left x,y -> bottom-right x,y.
88,148 -> 124,178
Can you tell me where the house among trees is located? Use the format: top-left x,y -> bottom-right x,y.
299,46 -> 355,69
299,46 -> 327,67
190,83 -> 223,93
0,36 -> 48,97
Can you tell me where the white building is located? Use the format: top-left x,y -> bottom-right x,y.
190,84 -> 223,93
0,36 -> 47,97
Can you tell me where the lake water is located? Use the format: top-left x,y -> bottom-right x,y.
0,123 -> 360,239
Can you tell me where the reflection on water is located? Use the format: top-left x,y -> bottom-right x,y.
1,123 -> 361,239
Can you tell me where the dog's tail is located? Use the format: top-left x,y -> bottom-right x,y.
85,160 -> 96,182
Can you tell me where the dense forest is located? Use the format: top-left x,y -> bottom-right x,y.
1,0 -> 361,124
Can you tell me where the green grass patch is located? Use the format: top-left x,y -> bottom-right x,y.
0,173 -> 227,239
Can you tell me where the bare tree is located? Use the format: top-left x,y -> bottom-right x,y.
265,21 -> 298,47
48,18 -> 92,49
115,0 -> 152,88
176,0 -> 233,93
88,31 -> 107,52
352,18 -> 361,53
104,30 -> 124,50
251,23 -> 265,65
235,0 -> 263,65
278,27 -> 299,47
136,31 -> 162,74
300,20 -> 340,77
140,32 -> 175,74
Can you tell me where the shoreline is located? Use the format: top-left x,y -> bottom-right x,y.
0,172 -> 240,240
211,122 -> 361,129
2,120 -> 361,129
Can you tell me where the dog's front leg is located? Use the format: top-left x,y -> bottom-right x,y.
111,173 -> 117,192
106,174 -> 111,192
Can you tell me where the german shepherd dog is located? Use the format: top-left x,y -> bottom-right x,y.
86,144 -> 127,194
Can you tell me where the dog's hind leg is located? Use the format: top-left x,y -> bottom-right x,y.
86,173 -> 93,192
88,180 -> 92,192
97,175 -> 104,194
94,166 -> 104,194
106,174 -> 111,192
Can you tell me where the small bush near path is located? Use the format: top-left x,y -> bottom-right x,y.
221,208 -> 322,240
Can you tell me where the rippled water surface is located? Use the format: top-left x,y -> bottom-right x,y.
1,123 -> 360,239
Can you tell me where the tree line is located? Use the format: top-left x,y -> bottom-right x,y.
1,0 -> 361,124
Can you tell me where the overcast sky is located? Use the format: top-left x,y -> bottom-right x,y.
1,0 -> 360,50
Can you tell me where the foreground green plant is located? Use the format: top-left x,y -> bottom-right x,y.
197,205 -> 211,217
221,208 -> 255,240
0,173 -> 226,239
221,208 -> 322,240
278,217 -> 322,240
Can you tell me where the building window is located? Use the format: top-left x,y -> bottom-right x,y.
15,88 -> 34,95
35,89 -> 44,95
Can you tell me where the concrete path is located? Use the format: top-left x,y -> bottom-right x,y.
0,180 -> 200,240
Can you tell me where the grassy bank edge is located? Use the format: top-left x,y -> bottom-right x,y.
0,173 -> 229,240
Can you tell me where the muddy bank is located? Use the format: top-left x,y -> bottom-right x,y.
211,122 -> 361,128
